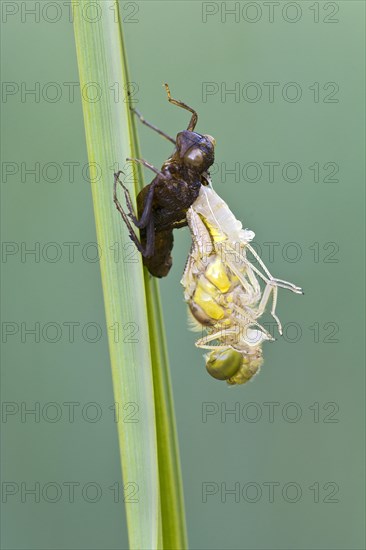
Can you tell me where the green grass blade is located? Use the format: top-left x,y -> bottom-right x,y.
73,1 -> 187,548
73,2 -> 160,548
119,16 -> 188,547
145,278 -> 188,549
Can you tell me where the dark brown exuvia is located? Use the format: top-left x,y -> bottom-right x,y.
113,84 -> 216,277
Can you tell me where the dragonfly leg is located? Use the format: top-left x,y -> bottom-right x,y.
131,107 -> 176,145
113,171 -> 155,258
165,83 -> 198,132
195,327 -> 239,350
115,162 -> 161,229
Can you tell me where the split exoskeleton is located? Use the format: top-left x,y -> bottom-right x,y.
113,84 -> 215,278
181,184 -> 303,386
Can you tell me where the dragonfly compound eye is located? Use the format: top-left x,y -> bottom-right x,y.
205,348 -> 242,381
204,134 -> 216,147
185,148 -> 204,168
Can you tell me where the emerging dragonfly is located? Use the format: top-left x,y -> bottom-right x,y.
181,183 -> 303,386
114,88 -> 303,385
114,84 -> 215,277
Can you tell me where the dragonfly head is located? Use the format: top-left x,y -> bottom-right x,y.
175,131 -> 215,172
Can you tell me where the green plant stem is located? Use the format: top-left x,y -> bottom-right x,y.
73,1 -> 187,548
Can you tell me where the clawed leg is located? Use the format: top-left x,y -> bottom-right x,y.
246,243 -> 303,294
244,283 -> 282,335
224,243 -> 301,334
164,83 -> 198,132
113,171 -> 146,254
224,256 -> 260,299
241,262 -> 282,334
243,244 -> 302,332
114,168 -> 153,229
236,255 -> 283,333
230,303 -> 275,341
126,157 -> 164,178
114,157 -> 169,258
131,107 -> 176,145
118,158 -> 165,229
195,328 -> 239,350
221,252 -> 280,333
118,157 -> 168,229
113,171 -> 155,258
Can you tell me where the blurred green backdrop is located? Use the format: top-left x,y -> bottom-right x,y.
1,1 -> 365,549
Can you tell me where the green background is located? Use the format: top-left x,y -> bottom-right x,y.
1,1 -> 365,549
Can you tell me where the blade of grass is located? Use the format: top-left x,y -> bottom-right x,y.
73,2 -> 160,548
73,1 -> 187,548
144,278 -> 188,549
118,12 -> 188,547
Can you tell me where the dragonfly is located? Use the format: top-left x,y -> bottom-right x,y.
114,89 -> 303,385
181,182 -> 303,386
113,84 -> 215,277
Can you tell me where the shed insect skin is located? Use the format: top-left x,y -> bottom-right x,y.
113,84 -> 216,278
